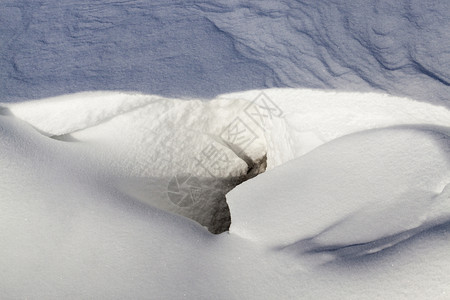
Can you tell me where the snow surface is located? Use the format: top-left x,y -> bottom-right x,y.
1,0 -> 450,298
1,89 -> 450,299
1,0 -> 449,105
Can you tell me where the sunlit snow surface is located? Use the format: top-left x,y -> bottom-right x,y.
1,89 -> 450,299
1,0 -> 450,298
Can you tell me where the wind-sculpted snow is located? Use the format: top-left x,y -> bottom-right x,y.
2,91 -> 272,233
3,88 -> 450,235
1,0 -> 450,297
1,0 -> 449,106
228,126 -> 450,264
0,0 -> 273,101
2,89 -> 450,298
198,0 -> 450,104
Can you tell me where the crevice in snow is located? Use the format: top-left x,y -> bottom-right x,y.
174,153 -> 267,234
215,153 -> 267,234
5,89 -> 450,239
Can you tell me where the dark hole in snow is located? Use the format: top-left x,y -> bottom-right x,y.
168,154 -> 267,234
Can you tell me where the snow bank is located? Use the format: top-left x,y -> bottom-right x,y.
6,88 -> 450,170
3,88 -> 450,233
2,91 -> 271,233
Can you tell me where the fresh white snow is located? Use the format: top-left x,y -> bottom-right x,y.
1,0 -> 449,298
1,89 -> 450,299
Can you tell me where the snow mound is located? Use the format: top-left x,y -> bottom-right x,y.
2,91 -> 271,233
228,126 -> 450,262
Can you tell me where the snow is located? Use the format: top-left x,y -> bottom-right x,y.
1,1 -> 448,105
2,89 -> 450,299
1,0 -> 450,298
229,127 -> 450,253
6,89 -> 450,171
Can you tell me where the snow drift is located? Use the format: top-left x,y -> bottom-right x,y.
1,0 -> 450,298
2,89 -> 450,298
2,89 -> 450,299
229,126 -> 450,261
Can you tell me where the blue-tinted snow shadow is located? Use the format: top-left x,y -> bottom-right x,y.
1,0 -> 448,106
0,0 -> 275,102
325,221 -> 450,270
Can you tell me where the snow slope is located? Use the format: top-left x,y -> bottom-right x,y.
1,89 -> 450,298
229,127 -> 450,256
